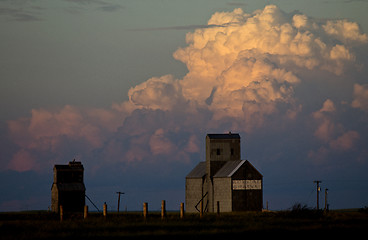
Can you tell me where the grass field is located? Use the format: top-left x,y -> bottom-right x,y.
1,208 -> 368,239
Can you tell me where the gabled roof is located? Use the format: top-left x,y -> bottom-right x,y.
207,133 -> 240,139
213,160 -> 245,177
213,160 -> 263,178
186,162 -> 206,178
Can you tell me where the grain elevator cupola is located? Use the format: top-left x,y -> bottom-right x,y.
185,133 -> 263,213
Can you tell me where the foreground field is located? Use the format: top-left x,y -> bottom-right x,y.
1,209 -> 368,239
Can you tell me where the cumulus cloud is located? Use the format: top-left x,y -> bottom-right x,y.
172,5 -> 366,110
292,14 -> 308,28
308,129 -> 360,163
329,130 -> 360,151
312,99 -> 338,142
9,105 -> 119,150
352,83 -> 368,112
309,99 -> 361,162
205,51 -> 302,131
149,128 -> 177,155
323,19 -> 368,43
7,149 -> 37,172
128,75 -> 186,111
6,105 -> 123,171
4,5 -> 368,173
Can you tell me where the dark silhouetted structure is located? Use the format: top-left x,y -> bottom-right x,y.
51,160 -> 85,213
186,133 -> 263,213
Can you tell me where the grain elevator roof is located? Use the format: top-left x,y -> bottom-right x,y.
207,133 -> 240,139
186,162 -> 206,178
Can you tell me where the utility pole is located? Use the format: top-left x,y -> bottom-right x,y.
313,181 -> 322,210
116,191 -> 125,213
324,188 -> 328,212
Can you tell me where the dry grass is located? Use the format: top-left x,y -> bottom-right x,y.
1,209 -> 368,239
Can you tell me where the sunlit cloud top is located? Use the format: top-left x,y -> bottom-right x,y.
5,5 -> 368,175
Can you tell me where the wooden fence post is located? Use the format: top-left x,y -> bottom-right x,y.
161,200 -> 166,220
84,205 -> 88,219
180,203 -> 184,219
59,205 -> 63,222
103,202 -> 107,218
217,201 -> 220,215
143,202 -> 148,220
200,200 -> 203,218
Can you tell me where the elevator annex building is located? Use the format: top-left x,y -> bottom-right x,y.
185,133 -> 263,213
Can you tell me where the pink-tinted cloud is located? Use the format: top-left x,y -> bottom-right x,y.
308,130 -> 361,164
309,100 -> 362,162
9,106 -> 98,149
352,83 -> 368,112
149,129 -> 177,155
6,105 -> 124,172
184,135 -> 200,153
312,99 -> 338,142
329,130 -> 360,151
7,149 -> 38,172
4,5 -> 368,173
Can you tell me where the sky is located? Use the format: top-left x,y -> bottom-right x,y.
1,0 -> 368,212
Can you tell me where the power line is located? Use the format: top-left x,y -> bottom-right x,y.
85,194 -> 100,212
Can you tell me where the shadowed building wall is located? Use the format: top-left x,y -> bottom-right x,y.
51,161 -> 85,213
206,133 -> 241,212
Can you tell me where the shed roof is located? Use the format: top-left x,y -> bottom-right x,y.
186,162 -> 206,178
213,160 -> 263,178
213,160 -> 245,177
207,133 -> 240,139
